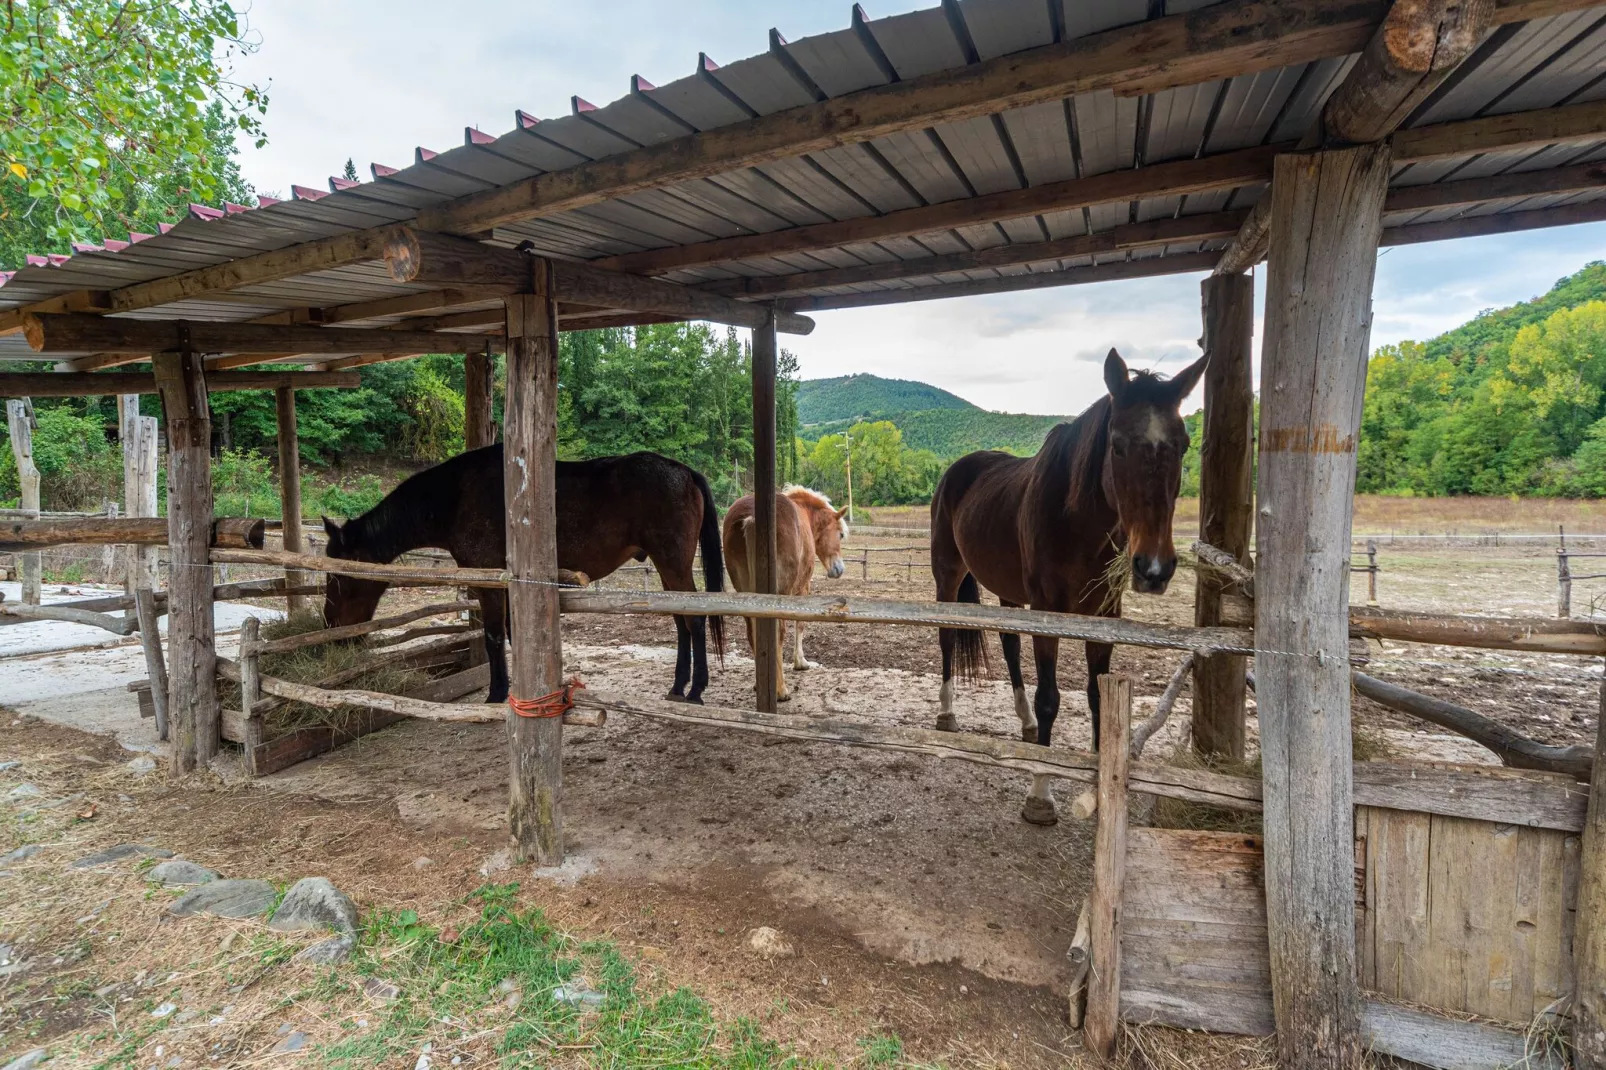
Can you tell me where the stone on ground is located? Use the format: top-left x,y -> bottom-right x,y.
69,844 -> 173,869
1,1049 -> 49,1070
147,860 -> 218,887
0,845 -> 43,866
294,934 -> 355,965
271,1031 -> 308,1054
124,755 -> 157,776
747,926 -> 795,959
270,877 -> 358,934
169,879 -> 277,919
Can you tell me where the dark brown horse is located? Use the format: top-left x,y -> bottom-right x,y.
322,445 -> 724,704
930,349 -> 1206,823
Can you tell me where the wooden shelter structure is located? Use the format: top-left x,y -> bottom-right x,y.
6,0 -> 1606,1064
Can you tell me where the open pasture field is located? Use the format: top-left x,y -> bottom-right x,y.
2,496 -> 1598,1069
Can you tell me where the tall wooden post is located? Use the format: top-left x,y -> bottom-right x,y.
1084,673 -> 1133,1058
503,261 -> 565,865
6,399 -> 41,604
153,347 -> 220,773
1256,144 -> 1390,1070
122,396 -> 159,607
751,309 -> 780,713
1193,273 -> 1255,760
274,387 -> 307,617
465,348 -> 496,452
1575,665 -> 1606,1068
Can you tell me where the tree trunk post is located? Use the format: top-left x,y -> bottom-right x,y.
463,348 -> 497,666
274,386 -> 307,618
503,262 -> 565,865
153,347 -> 220,773
1575,664 -> 1606,1067
1256,143 -> 1390,1070
1193,271 -> 1255,761
751,308 -> 781,712
133,585 -> 170,742
1084,673 -> 1133,1058
1561,526 -> 1572,619
122,396 -> 159,616
5,399 -> 41,604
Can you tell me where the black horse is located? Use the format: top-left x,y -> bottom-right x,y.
322,446 -> 725,703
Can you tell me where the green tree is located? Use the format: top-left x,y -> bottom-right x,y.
1,0 -> 267,254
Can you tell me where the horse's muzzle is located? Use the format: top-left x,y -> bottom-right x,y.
826,557 -> 846,580
1130,554 -> 1175,594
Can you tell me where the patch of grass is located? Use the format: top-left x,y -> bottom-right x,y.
859,1032 -> 905,1065
319,884 -> 817,1069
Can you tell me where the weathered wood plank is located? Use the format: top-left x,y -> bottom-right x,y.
4,400 -> 40,604
134,586 -> 169,741
0,516 -> 263,553
1575,674 -> 1606,1067
0,371 -> 360,397
22,314 -> 503,357
274,386 -> 308,617
1085,675 -> 1133,1059
244,601 -> 476,655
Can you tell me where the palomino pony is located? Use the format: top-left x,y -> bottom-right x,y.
723,485 -> 849,701
322,445 -> 725,704
930,349 -> 1206,824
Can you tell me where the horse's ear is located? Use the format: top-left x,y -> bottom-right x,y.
1103,348 -> 1129,399
835,505 -> 850,520
322,515 -> 343,544
1166,352 -> 1209,403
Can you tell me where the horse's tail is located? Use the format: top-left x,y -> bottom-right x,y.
691,468 -> 726,660
950,572 -> 988,681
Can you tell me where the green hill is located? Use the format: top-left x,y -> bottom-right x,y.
802,408 -> 1067,461
798,374 -> 977,424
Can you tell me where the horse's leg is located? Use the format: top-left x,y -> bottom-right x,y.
687,612 -> 710,704
1021,634 -> 1061,826
932,564 -> 967,733
667,614 -> 693,701
479,588 -> 511,704
1085,641 -> 1114,753
792,619 -> 812,671
997,600 -> 1035,742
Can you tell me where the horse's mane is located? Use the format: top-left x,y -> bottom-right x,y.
783,484 -> 848,537
1051,369 -> 1174,510
341,454 -> 471,562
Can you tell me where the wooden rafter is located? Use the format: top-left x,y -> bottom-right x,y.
21,314 -> 505,356
1380,196 -> 1606,244
0,371 -> 360,397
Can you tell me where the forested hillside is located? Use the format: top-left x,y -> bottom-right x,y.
1359,262 -> 1606,496
798,373 -> 976,423
804,408 -> 1068,459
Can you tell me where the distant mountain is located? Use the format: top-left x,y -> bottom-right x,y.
803,407 -> 1069,461
797,374 -> 977,424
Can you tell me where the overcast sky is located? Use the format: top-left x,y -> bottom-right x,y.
231,0 -> 1606,417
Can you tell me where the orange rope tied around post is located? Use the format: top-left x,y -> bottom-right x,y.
508,677 -> 586,719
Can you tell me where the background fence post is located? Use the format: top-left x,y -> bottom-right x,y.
752,308 -> 780,713
6,398 -> 41,604
275,386 -> 307,617
1367,539 -> 1379,604
1561,526 -> 1573,619
122,397 -> 159,619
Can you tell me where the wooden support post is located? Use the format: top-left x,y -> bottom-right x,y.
1084,673 -> 1133,1058
503,261 -> 565,865
5,399 -> 41,604
751,308 -> 781,713
1561,526 -> 1572,619
273,386 -> 307,617
153,347 -> 220,773
1193,272 -> 1255,760
134,586 -> 169,742
122,396 -> 159,609
1256,143 -> 1390,1070
239,616 -> 263,776
1575,664 -> 1606,1068
462,347 -> 496,666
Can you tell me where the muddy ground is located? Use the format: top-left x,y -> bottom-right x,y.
1,535 -> 1596,1068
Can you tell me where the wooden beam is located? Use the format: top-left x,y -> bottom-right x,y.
22,314 -> 504,356
604,148 -> 1280,277
60,352 -> 148,373
780,252 -> 1220,312
1193,273 -> 1255,760
1320,0 -> 1494,146
1392,97 -> 1606,163
251,288 -> 502,327
702,211 -> 1246,299
1575,675 -> 1606,1069
752,308 -> 780,712
1385,159 -> 1606,213
1380,196 -> 1606,244
1255,142 -> 1391,1069
381,228 -> 816,335
0,370 -> 359,397
503,263 -> 566,865
0,516 -> 262,553
153,348 -> 221,773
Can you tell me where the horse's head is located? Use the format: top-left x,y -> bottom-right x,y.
321,516 -> 388,627
1100,348 -> 1207,595
786,486 -> 850,579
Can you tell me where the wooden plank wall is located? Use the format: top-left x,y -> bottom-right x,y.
1357,805 -> 1579,1024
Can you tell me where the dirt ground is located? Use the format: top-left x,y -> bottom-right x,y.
2,525 -> 1599,1068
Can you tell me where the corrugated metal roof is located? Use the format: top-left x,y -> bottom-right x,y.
4,0 -> 1606,361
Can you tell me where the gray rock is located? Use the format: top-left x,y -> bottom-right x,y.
294,934 -> 354,965
270,877 -> 357,934
169,879 -> 276,920
124,755 -> 157,776
270,1032 -> 308,1054
6,784 -> 41,800
69,844 -> 173,869
1,1049 -> 48,1070
363,978 -> 399,1002
146,860 -> 218,887
0,760 -> 20,772
0,845 -> 42,866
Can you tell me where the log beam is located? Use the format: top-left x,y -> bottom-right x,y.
22,314 -> 503,356
0,371 -> 360,397
1256,143 -> 1391,1069
503,263 -> 566,865
381,228 -> 815,334
0,516 -> 263,553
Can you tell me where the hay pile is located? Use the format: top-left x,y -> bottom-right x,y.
224,610 -> 464,741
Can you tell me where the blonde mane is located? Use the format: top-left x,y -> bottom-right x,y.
783,484 -> 849,538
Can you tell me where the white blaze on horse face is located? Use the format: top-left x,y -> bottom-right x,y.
1144,410 -> 1170,446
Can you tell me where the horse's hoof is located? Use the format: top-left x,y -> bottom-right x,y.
935,713 -> 959,733
795,660 -> 817,672
686,695 -> 705,706
1020,796 -> 1060,826
1020,723 -> 1039,743
665,691 -> 687,703
777,691 -> 792,704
